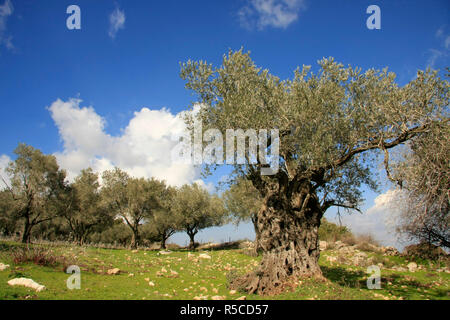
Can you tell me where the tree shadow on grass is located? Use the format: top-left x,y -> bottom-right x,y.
321,265 -> 367,288
322,265 -> 449,300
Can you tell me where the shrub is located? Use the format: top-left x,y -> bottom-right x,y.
11,247 -> 68,267
403,242 -> 449,261
319,219 -> 353,242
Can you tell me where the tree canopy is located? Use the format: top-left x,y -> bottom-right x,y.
180,49 -> 449,294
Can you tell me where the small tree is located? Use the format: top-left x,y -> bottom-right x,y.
0,190 -> 19,236
145,185 -> 182,249
392,122 -> 449,248
3,144 -> 67,244
173,183 -> 225,250
63,168 -> 112,245
102,168 -> 164,249
223,178 -> 262,252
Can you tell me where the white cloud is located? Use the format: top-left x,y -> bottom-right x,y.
0,154 -> 11,189
426,49 -> 445,68
339,190 -> 404,249
445,36 -> 450,50
108,7 -> 125,39
427,26 -> 450,68
48,98 -> 200,187
238,0 -> 306,30
0,0 -> 14,50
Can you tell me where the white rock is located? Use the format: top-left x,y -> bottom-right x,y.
0,263 -> 10,271
319,241 -> 328,251
211,295 -> 226,300
334,241 -> 345,249
107,268 -> 121,275
7,278 -> 45,292
199,253 -> 212,260
158,251 -> 172,255
407,262 -> 418,272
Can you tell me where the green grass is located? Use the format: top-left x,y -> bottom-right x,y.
0,241 -> 448,300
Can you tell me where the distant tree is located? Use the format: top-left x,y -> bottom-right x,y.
62,168 -> 112,245
223,178 -> 262,252
318,218 -> 352,242
2,144 -> 67,244
392,122 -> 449,248
173,184 -> 225,250
145,185 -> 181,249
102,168 -> 164,249
0,190 -> 19,236
181,49 -> 448,294
89,219 -> 132,246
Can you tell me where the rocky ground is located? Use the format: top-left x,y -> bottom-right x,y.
0,240 -> 448,300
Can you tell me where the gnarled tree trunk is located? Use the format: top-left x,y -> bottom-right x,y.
230,187 -> 324,295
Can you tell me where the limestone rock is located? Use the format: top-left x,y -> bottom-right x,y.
7,278 -> 45,292
107,268 -> 121,275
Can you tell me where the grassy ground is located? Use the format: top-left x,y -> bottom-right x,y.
0,241 -> 448,300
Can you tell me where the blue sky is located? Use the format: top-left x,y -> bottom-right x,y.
0,0 -> 449,249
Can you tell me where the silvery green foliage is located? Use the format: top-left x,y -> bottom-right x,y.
181,49 -> 449,212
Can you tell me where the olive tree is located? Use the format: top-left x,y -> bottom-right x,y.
145,185 -> 182,249
392,121 -> 449,248
173,183 -> 225,250
63,168 -> 112,245
180,49 -> 449,294
223,178 -> 262,252
2,144 -> 67,244
0,190 -> 19,236
102,168 -> 164,249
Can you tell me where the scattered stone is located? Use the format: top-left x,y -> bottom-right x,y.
0,263 -> 10,271
334,241 -> 345,249
7,278 -> 45,292
236,296 -> 247,300
229,290 -> 237,295
319,241 -> 328,251
107,268 -> 121,275
158,251 -> 172,255
199,253 -> 212,260
382,246 -> 400,256
407,262 -> 418,272
148,281 -> 155,287
211,295 -> 226,300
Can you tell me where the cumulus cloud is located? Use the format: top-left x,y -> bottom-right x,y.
47,98 -> 199,186
0,0 -> 14,51
339,190 -> 403,248
427,26 -> 450,68
108,6 -> 125,39
0,154 -> 11,189
238,0 -> 306,30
